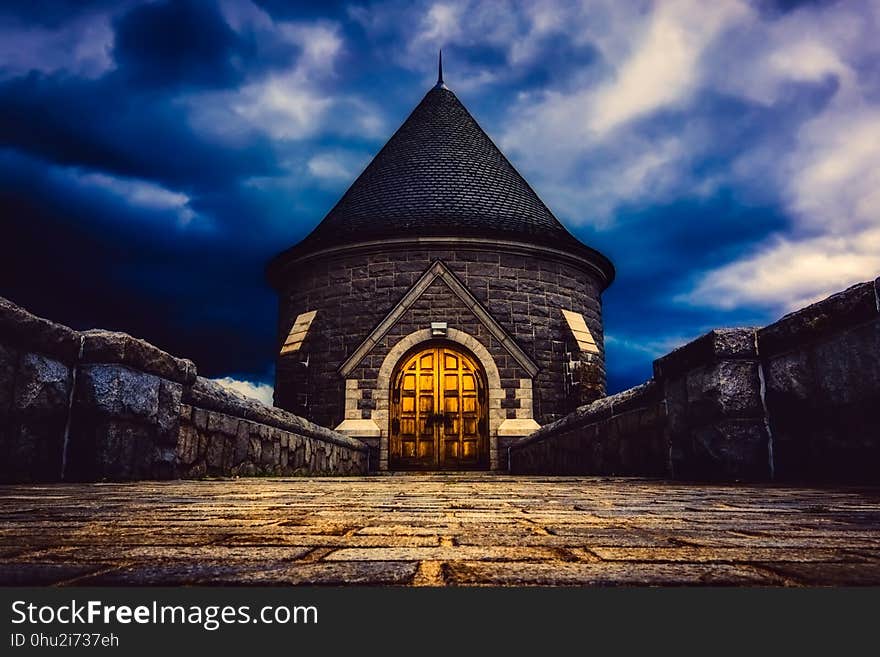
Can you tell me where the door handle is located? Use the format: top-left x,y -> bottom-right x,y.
424,412 -> 446,428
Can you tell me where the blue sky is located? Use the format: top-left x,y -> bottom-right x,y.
1,0 -> 878,402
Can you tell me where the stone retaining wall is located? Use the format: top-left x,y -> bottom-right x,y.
178,378 -> 367,477
508,381 -> 666,475
759,280 -> 880,482
0,297 -> 368,483
510,277 -> 880,483
274,246 -> 607,429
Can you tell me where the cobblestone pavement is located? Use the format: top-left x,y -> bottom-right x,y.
1,475 -> 880,586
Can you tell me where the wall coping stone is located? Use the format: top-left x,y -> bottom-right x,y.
0,296 -> 81,363
335,418 -> 381,438
497,418 -> 541,437
757,280 -> 880,358
80,330 -> 197,385
653,328 -> 759,381
185,377 -> 368,452
510,379 -> 659,450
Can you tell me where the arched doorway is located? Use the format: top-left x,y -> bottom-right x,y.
389,342 -> 489,470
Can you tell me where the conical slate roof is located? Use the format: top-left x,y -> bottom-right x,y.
273,73 -> 613,284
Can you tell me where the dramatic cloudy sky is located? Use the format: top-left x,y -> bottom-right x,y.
2,0 -> 878,399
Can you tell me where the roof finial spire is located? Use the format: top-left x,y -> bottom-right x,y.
435,50 -> 447,89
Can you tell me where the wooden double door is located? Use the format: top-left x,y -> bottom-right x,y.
390,344 -> 488,470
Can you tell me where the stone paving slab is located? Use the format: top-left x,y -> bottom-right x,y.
0,475 -> 879,586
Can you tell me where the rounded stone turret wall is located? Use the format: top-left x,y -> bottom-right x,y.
270,239 -> 610,470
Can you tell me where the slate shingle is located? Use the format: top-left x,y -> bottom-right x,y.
289,85 -> 595,258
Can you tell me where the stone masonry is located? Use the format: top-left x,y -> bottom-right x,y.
274,246 -> 607,469
511,277 -> 880,484
0,296 -> 368,483
1,474 -> 879,586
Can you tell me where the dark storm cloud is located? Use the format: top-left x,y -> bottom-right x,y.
0,148 -> 277,380
0,1 -> 121,26
0,73 -> 280,189
113,0 -> 246,88
1,0 -> 877,395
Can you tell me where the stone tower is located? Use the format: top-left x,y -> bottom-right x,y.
267,61 -> 614,471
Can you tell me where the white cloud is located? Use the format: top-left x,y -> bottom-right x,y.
186,15 -> 384,144
687,99 -> 880,311
683,2 -> 880,311
589,0 -> 749,135
197,21 -> 343,141
605,333 -> 697,359
230,75 -> 334,140
682,228 -> 880,312
496,1 -> 748,225
789,107 -> 880,233
279,23 -> 344,74
306,150 -> 370,183
0,13 -> 115,79
417,3 -> 463,45
460,0 -> 880,311
211,377 -> 275,406
307,154 -> 352,180
72,171 -> 199,226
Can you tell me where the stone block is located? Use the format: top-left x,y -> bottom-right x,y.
811,321 -> 880,406
497,418 -> 540,437
96,421 -> 153,481
249,435 -> 262,462
653,328 -> 759,381
684,360 -> 763,421
763,350 -> 814,403
151,446 -> 177,479
490,276 -> 518,292
757,281 -> 878,358
0,296 -> 81,363
191,406 -> 209,430
76,364 -> 160,421
176,423 -> 200,465
2,418 -> 65,482
674,420 -> 771,482
205,435 -> 226,469
260,438 -> 278,467
207,410 -> 239,437
156,380 -> 182,446
0,342 -> 19,420
13,352 -> 71,414
80,330 -> 196,384
2,352 -> 70,482
335,419 -> 381,438
233,425 -> 251,466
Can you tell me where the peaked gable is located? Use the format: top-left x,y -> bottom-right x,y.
339,260 -> 539,377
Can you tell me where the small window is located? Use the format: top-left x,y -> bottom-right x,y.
560,309 -> 599,355
280,310 -> 317,355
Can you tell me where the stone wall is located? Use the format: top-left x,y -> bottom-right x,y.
0,297 -> 368,483
759,280 -> 880,482
508,381 -> 666,476
178,378 -> 367,478
510,277 -> 880,483
274,245 -> 607,430
654,328 -> 771,481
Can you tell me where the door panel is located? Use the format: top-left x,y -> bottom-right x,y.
390,344 -> 488,470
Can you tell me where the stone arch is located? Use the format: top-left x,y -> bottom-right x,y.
373,328 -> 503,470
